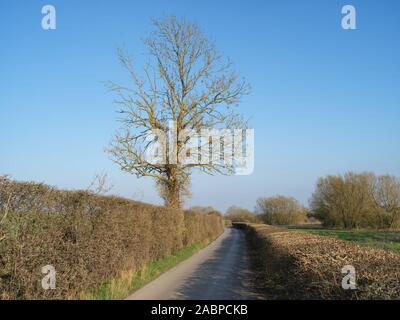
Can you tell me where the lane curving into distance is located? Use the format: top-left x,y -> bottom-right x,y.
126,227 -> 262,300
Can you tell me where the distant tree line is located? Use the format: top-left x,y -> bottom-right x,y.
225,206 -> 260,224
225,171 -> 400,230
225,197 -> 308,226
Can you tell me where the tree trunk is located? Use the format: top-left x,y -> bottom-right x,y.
164,166 -> 181,209
165,186 -> 180,209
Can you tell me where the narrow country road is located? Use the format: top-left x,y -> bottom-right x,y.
126,227 -> 262,300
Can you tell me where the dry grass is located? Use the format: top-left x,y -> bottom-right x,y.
237,223 -> 400,299
80,241 -> 209,300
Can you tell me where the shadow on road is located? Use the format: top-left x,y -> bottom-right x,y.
171,228 -> 263,300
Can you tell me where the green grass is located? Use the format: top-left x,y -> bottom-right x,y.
292,227 -> 400,254
80,241 -> 209,300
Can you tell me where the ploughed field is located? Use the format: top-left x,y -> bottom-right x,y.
238,223 -> 400,299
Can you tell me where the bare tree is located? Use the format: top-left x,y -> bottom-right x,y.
372,175 -> 400,228
256,195 -> 307,225
106,16 -> 250,208
310,172 -> 400,229
310,172 -> 376,229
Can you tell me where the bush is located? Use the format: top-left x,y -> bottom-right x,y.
238,223 -> 400,299
0,177 -> 224,299
255,196 -> 307,225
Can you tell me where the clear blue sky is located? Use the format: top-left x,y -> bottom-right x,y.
1,0 -> 399,212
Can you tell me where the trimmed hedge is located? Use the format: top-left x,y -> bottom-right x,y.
236,223 -> 400,299
0,177 -> 224,299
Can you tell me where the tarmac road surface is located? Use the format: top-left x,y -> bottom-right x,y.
126,227 -> 261,300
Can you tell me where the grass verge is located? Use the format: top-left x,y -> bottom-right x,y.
80,241 -> 209,300
292,228 -> 400,254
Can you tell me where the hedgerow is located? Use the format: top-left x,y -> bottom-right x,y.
0,177 -> 224,299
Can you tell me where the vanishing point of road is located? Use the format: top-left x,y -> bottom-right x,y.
126,227 -> 262,300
